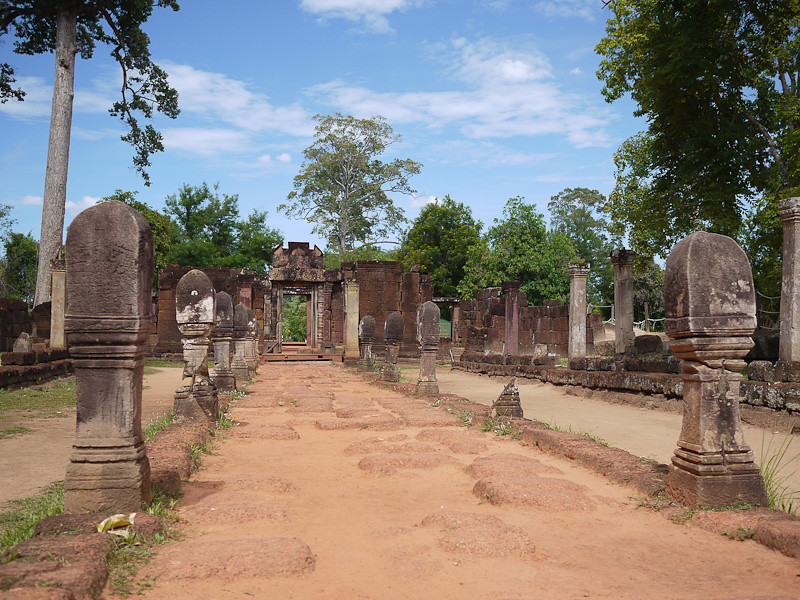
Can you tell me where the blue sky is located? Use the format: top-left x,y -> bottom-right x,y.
0,0 -> 643,251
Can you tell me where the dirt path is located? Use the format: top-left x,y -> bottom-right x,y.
0,366 -> 181,509
134,363 -> 799,600
435,367 -> 800,491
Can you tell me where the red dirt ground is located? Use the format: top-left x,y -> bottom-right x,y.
130,363 -> 800,600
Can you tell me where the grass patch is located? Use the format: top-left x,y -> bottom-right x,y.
143,412 -> 173,441
759,422 -> 800,515
481,416 -> 514,437
0,379 -> 76,417
541,421 -> 611,446
447,408 -> 475,427
0,481 -> 64,553
144,359 -> 183,369
0,426 -> 32,439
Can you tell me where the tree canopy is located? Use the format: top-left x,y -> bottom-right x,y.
596,0 -> 800,257
279,113 -> 421,261
0,232 -> 38,305
397,196 -> 483,298
458,197 -> 576,304
547,187 -> 614,304
1,0 -> 180,305
164,182 -> 283,275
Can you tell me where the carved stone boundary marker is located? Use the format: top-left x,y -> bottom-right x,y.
382,311 -> 403,382
358,315 -> 376,372
64,200 -> 152,513
664,231 -> 768,507
416,301 -> 440,395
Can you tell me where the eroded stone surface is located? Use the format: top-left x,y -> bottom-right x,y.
419,511 -> 536,557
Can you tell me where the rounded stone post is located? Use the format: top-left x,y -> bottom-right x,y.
568,262 -> 590,358
231,304 -> 250,386
211,291 -> 236,391
358,315 -> 376,372
174,270 -> 218,424
382,311 -> 403,382
245,308 -> 259,377
778,197 -> 800,377
416,301 -> 440,395
610,249 -> 636,356
64,200 -> 153,513
665,231 -> 768,508
49,257 -> 67,349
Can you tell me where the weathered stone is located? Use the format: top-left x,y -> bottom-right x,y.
610,249 -> 635,356
504,281 -> 522,356
491,378 -> 523,419
211,291 -> 236,391
416,301 -> 440,395
568,263 -> 589,358
31,302 -> 51,339
748,360 -> 775,382
664,231 -> 767,508
774,360 -> 800,383
382,311 -> 403,382
634,334 -> 663,355
49,257 -> 66,348
173,269 -> 218,424
779,197 -> 800,363
344,279 -> 360,360
63,200 -> 152,513
12,332 -> 31,353
358,315 -> 376,372
231,304 -> 250,385
245,308 -> 259,377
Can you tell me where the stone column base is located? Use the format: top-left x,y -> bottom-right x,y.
381,366 -> 399,382
174,386 -> 219,424
416,381 -> 439,395
212,371 -> 236,392
64,439 -> 150,513
666,464 -> 769,508
232,362 -> 250,386
357,358 -> 375,372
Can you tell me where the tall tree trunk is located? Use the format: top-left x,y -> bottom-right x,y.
34,3 -> 78,307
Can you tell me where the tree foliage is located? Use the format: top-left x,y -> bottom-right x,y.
458,197 -> 576,304
0,232 -> 38,305
397,195 -> 483,298
597,0 -> 800,257
547,187 -> 614,304
280,113 -> 421,260
164,182 -> 283,275
281,295 -> 307,342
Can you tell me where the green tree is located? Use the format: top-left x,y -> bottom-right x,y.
280,113 -> 421,260
102,190 -> 179,287
397,196 -> 483,298
0,232 -> 38,305
596,0 -> 800,258
282,295 -> 307,342
164,182 -> 283,275
321,244 -> 397,271
458,197 -> 577,304
547,187 -> 614,304
633,258 -> 665,326
1,0 -> 180,306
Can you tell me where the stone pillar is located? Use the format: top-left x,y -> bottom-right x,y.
63,200 -> 152,513
568,262 -> 590,358
358,315 -> 376,372
231,304 -> 249,385
211,291 -> 236,392
245,308 -> 259,377
344,279 -> 360,360
451,303 -> 460,344
382,311 -> 403,382
416,301 -> 440,395
173,270 -> 218,424
504,281 -> 522,356
778,197 -> 800,377
322,281 -> 334,351
610,248 -> 636,356
49,257 -> 66,348
665,231 -> 768,508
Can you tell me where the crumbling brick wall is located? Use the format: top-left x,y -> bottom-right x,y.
0,298 -> 32,352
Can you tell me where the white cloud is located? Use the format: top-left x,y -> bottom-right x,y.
409,193 -> 437,208
300,0 -> 420,33
164,63 -> 312,137
163,127 -> 255,157
20,195 -> 42,206
535,0 -> 595,20
277,153 -> 292,163
257,154 -> 273,165
0,76 -> 52,119
66,196 -> 100,214
570,67 -> 582,75
430,140 -> 557,166
309,37 -> 612,148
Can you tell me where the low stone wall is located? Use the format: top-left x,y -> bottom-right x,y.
0,298 -> 31,352
456,356 -> 800,412
0,348 -> 72,387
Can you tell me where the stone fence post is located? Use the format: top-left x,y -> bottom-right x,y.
382,311 -> 403,382
358,315 -> 376,372
665,231 -> 767,507
778,197 -> 800,378
611,248 -> 636,355
416,301 -> 440,395
568,262 -> 590,358
212,291 -> 236,391
63,200 -> 152,513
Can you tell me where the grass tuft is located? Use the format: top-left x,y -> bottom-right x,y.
759,421 -> 800,514
0,379 -> 76,416
0,481 -> 64,553
0,426 -> 32,439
